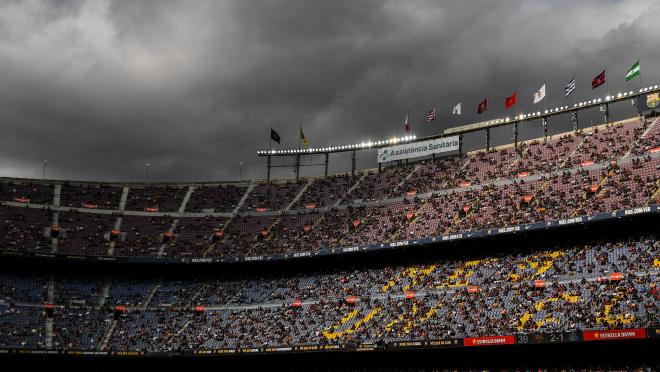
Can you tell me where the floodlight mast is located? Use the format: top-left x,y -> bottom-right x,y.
256,84 -> 660,182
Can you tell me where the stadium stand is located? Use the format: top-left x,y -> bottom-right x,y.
185,184 -> 247,213
240,180 -> 306,211
0,234 -> 657,351
125,186 -> 187,212
0,205 -> 52,253
0,117 -> 658,261
0,181 -> 53,205
59,183 -> 123,210
0,115 -> 657,362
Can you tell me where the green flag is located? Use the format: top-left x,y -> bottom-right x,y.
625,60 -> 640,81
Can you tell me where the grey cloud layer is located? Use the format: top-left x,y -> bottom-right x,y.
1,0 -> 659,182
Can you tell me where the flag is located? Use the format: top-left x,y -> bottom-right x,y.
299,127 -> 308,147
533,84 -> 546,104
477,98 -> 488,114
592,69 -> 606,89
565,78 -> 576,97
404,112 -> 411,133
505,91 -> 517,110
452,102 -> 462,115
625,60 -> 640,81
425,108 -> 437,122
270,128 -> 281,144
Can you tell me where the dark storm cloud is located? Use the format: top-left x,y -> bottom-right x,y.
1,0 -> 660,182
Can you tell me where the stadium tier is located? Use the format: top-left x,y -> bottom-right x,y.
0,115 -> 658,360
0,116 -> 658,262
0,234 -> 657,352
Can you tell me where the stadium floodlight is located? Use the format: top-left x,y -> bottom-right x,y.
629,91 -> 633,95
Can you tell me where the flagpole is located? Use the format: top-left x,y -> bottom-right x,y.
605,66 -> 609,96
407,109 -> 410,134
269,125 -> 273,151
572,74 -> 576,109
638,58 -> 643,119
639,58 -> 642,90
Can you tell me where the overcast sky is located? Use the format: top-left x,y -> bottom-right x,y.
1,0 -> 660,182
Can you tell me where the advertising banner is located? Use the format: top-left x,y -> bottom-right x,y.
464,335 -> 515,347
582,328 -> 646,341
377,136 -> 459,163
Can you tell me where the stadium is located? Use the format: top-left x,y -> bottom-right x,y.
1,1 -> 659,371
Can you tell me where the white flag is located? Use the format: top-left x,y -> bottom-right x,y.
533,84 -> 546,104
452,102 -> 462,115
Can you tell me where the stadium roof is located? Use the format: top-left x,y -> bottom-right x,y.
258,84 -> 660,157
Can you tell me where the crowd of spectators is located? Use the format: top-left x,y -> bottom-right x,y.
295,174 -> 355,208
0,205 -> 52,252
240,180 -> 306,211
59,183 -> 123,210
0,118 -> 658,260
125,186 -> 187,212
0,181 -> 53,205
57,210 -> 116,256
185,184 -> 247,213
0,234 -> 657,350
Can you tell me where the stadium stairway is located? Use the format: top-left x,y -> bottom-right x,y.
45,274 -> 55,348
233,183 -> 256,214
139,281 -> 161,310
336,173 -> 366,206
188,282 -> 209,305
99,320 -> 117,351
285,179 -> 311,211
53,184 -> 61,207
392,163 -> 422,197
624,116 -> 660,158
107,216 -> 123,256
50,210 -> 59,253
156,186 -> 195,256
118,186 -> 129,211
557,133 -> 588,169
179,186 -> 195,213
196,183 -> 257,256
158,219 -> 178,257
98,278 -> 112,308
